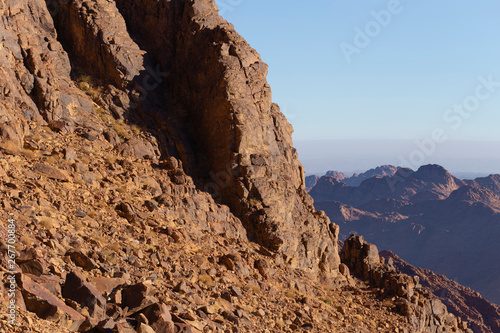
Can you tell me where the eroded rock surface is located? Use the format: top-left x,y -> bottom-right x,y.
341,235 -> 472,333
1,0 -> 340,277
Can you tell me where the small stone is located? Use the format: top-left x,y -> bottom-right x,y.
220,255 -> 235,271
222,310 -> 240,324
141,303 -> 175,333
339,263 -> 350,277
48,120 -> 67,132
254,259 -> 269,278
137,323 -> 156,333
89,277 -> 125,296
229,286 -> 243,299
174,281 -> 190,294
34,163 -> 70,181
66,250 -> 98,271
121,281 -> 156,311
82,130 -> 98,141
64,147 -> 77,160
75,210 -> 86,218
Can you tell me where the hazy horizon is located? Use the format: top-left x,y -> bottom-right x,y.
296,139 -> 500,177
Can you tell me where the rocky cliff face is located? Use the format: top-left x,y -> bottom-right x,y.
1,0 -> 339,278
0,0 -> 97,138
117,0 -> 340,276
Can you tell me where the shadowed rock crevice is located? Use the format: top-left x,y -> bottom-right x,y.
111,0 -> 341,277
36,0 -> 340,277
45,0 -> 198,164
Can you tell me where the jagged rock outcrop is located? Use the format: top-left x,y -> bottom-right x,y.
1,0 -> 340,278
0,0 -> 99,139
381,250 -> 500,333
51,0 -> 147,87
341,236 -> 472,333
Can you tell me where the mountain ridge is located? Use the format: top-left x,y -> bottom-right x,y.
311,163 -> 500,311
0,0 -> 477,332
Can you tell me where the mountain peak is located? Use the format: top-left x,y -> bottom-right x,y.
414,164 -> 464,187
325,170 -> 349,180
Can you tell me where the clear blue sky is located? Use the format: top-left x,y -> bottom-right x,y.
215,0 -> 500,174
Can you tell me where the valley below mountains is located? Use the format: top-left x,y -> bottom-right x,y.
309,164 -> 500,323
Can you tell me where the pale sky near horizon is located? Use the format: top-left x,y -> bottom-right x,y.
214,0 -> 500,174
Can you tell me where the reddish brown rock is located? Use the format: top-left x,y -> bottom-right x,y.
19,259 -> 47,276
34,163 -> 70,181
62,271 -> 106,321
341,236 -> 470,333
26,274 -> 62,298
66,250 -> 98,271
89,277 -> 125,296
118,138 -> 157,160
17,274 -> 85,331
0,0 -> 97,140
89,0 -> 341,278
140,303 -> 175,333
121,281 -> 157,313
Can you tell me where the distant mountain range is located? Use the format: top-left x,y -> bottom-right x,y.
309,164 -> 500,307
306,165 -> 401,189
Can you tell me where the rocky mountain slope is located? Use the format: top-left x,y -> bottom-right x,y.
1,0 -> 339,278
0,0 -> 474,332
465,174 -> 500,196
304,175 -> 320,192
380,250 -> 500,333
311,164 -> 500,315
